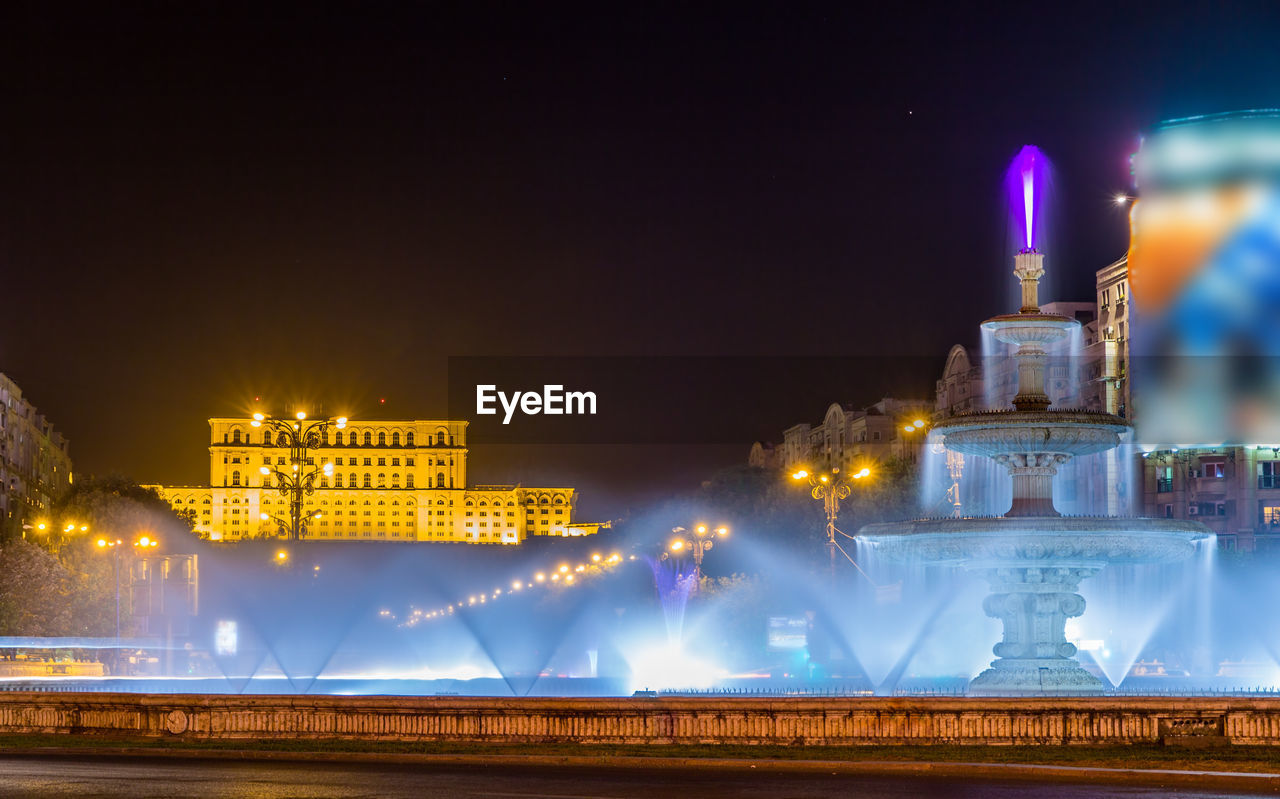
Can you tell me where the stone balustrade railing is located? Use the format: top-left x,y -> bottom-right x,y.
0,694 -> 1278,746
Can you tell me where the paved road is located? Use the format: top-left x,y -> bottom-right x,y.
0,756 -> 1270,799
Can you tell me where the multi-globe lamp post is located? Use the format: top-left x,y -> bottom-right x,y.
95,534 -> 159,641
251,410 -> 347,541
792,466 -> 871,581
663,524 -> 729,588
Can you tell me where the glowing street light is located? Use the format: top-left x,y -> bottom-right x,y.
252,410 -> 350,540
663,523 -> 729,587
793,465 -> 872,581
95,535 -> 158,641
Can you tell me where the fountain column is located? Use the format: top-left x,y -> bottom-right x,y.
970,564 -> 1103,695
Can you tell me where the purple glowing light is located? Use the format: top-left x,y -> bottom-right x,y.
1005,145 -> 1052,252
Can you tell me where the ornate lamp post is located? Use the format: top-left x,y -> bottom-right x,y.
95,535 -> 159,641
792,466 -> 870,580
251,411 -> 347,540
663,523 -> 729,588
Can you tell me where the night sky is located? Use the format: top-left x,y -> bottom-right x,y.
2,2 -> 1277,515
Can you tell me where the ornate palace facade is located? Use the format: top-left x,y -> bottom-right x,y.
154,417 -> 596,544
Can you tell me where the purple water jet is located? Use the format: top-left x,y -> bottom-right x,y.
1004,145 -> 1052,252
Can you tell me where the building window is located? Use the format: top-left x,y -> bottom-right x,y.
232,429 -> 242,444
349,472 -> 357,487
231,471 -> 241,486
377,457 -> 386,466
1260,462 -> 1280,490
1261,505 -> 1280,527
437,472 -> 445,488
363,457 -> 372,466
377,473 -> 386,488
363,431 -> 372,446
348,431 -> 358,446
406,432 -> 414,446
363,474 -> 372,488
334,474 -> 343,488
406,474 -> 414,489
391,474 -> 401,488
436,432 -> 446,446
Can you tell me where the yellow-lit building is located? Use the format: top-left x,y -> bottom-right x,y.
153,418 -> 597,544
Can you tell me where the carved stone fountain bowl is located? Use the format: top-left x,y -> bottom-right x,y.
858,516 -> 1212,569
934,410 -> 1131,460
982,313 -> 1077,346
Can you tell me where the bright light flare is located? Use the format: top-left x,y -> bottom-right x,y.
295,411 -> 307,420
669,539 -> 685,552
791,470 -> 808,480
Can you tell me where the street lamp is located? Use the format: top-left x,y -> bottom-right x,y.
662,523 -> 729,587
251,411 -> 347,540
792,466 -> 870,581
23,519 -> 90,556
95,535 -> 158,641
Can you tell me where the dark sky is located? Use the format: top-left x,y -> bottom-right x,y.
1,2 -> 1277,513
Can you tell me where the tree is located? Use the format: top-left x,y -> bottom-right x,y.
0,540 -> 76,636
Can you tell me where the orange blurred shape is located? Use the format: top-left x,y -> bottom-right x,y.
1128,185 -> 1260,314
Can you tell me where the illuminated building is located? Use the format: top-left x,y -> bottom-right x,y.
0,373 -> 73,540
763,397 -> 932,473
154,418 -> 597,543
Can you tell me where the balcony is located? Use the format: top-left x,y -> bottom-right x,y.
1156,477 -> 1174,493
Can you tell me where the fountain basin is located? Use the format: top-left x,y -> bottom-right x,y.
858,516 -> 1211,568
859,516 -> 1211,696
934,411 -> 1130,460
982,312 -> 1077,346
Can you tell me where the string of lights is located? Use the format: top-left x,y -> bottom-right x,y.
379,552 -> 638,628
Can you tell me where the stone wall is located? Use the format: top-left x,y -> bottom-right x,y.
0,694 -> 1278,746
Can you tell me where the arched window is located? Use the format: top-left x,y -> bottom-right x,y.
320,477 -> 329,488
391,474 -> 401,488
465,500 -> 474,506
363,431 -> 372,446
348,431 -> 357,446
232,429 -> 242,444
436,431 -> 446,445
405,474 -> 414,489
391,432 -> 400,446
377,473 -> 386,488
377,431 -> 387,446
406,432 -> 415,446
349,472 -> 357,487
231,471 -> 241,486
363,474 -> 372,488
334,474 -> 343,488
436,472 -> 445,488
277,432 -> 289,447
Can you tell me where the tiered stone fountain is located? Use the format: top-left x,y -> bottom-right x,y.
859,249 -> 1210,696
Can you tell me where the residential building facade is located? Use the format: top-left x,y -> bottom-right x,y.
760,397 -> 933,474
0,373 -> 73,540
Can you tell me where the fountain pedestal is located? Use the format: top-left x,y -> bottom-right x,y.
969,565 -> 1102,695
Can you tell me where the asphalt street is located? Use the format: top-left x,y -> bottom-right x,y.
0,756 -> 1271,799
